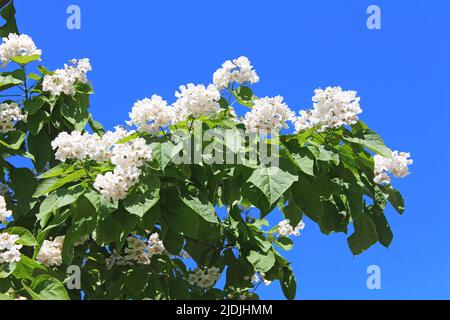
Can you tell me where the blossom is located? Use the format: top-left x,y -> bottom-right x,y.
105,249 -> 131,270
93,137 -> 152,201
36,236 -> 64,267
122,233 -> 165,265
42,58 -> 92,96
0,33 -> 41,65
277,219 -> 305,237
374,151 -> 413,185
0,102 -> 27,134
172,83 -> 221,122
213,56 -> 259,89
0,233 -> 22,264
242,96 -> 295,133
294,87 -> 362,133
188,266 -> 221,289
127,95 -> 174,133
0,195 -> 12,224
51,126 -> 131,162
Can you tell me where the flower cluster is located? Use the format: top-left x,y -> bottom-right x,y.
374,151 -> 413,185
188,266 -> 221,289
0,33 -> 41,65
213,56 -> 259,90
0,233 -> 22,264
0,195 -> 12,224
127,95 -> 174,133
93,136 -> 152,201
0,102 -> 27,134
51,126 -> 129,162
123,233 -> 165,265
242,96 -> 295,133
173,83 -> 221,121
294,86 -> 362,133
42,58 -> 92,96
277,219 -> 305,237
36,236 -> 64,267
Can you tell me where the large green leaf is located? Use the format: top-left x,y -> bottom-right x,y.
0,0 -> 19,37
24,275 -> 69,300
124,177 -> 160,217
246,250 -> 276,273
248,166 -> 298,206
347,214 -> 378,255
0,74 -> 22,91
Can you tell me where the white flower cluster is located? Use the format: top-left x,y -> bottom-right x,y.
36,236 -> 64,267
251,273 -> 272,286
374,151 -> 413,185
173,83 -> 221,121
42,58 -> 92,96
127,95 -> 174,133
105,250 -> 130,270
0,102 -> 27,134
242,96 -> 295,133
188,266 -> 221,289
294,87 -> 362,133
0,233 -> 22,264
51,126 -> 129,162
93,136 -> 152,201
0,33 -> 41,65
278,219 -> 305,237
0,195 -> 12,224
213,56 -> 259,90
123,233 -> 165,265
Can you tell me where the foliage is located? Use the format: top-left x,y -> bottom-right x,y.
0,1 -> 407,300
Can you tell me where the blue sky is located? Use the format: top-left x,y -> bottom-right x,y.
11,0 -> 450,299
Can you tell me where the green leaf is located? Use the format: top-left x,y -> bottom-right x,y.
24,275 -> 69,300
124,177 -> 160,217
280,267 -> 296,300
39,163 -> 76,179
28,131 -> 51,172
24,97 -> 45,115
150,140 -> 182,171
11,54 -> 41,65
369,206 -> 393,248
33,169 -> 87,197
37,186 -> 85,228
347,214 -> 378,255
247,250 -> 276,273
387,187 -> 405,214
0,1 -> 19,37
248,166 -> 298,206
0,130 -> 26,150
60,94 -> 90,131
180,192 -> 219,224
344,125 -> 392,158
275,237 -> 294,251
6,227 -> 38,246
8,167 -> 37,214
0,74 -> 22,91
12,255 -> 46,280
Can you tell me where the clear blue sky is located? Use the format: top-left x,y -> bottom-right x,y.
11,0 -> 450,299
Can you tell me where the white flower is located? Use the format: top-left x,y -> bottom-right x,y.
0,233 -> 22,264
173,83 -> 220,122
51,126 -> 132,162
105,249 -> 131,270
374,151 -> 413,185
127,95 -> 174,133
0,33 -> 41,65
213,56 -> 259,90
251,273 -> 272,286
294,87 -> 362,133
36,236 -> 64,267
42,58 -> 91,96
277,219 -> 305,237
242,96 -> 295,133
188,266 -> 221,289
0,195 -> 12,224
122,233 -> 165,265
0,102 -> 27,134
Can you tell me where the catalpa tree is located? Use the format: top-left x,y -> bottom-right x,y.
0,1 -> 412,300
